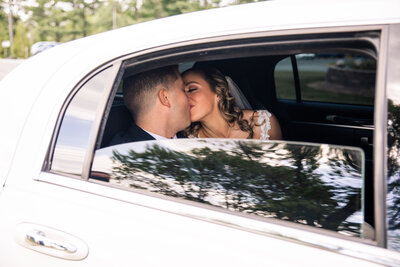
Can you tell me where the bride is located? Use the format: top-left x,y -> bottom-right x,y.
182,65 -> 282,140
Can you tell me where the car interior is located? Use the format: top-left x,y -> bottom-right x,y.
95,30 -> 378,236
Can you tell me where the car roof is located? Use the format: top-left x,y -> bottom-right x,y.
6,0 -> 400,83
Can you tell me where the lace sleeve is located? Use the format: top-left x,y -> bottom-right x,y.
257,110 -> 272,140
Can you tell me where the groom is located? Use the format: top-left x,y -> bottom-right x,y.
109,65 -> 190,145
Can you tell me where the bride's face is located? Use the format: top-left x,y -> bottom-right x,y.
183,71 -> 219,122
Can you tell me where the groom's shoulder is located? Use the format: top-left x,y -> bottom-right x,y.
108,123 -> 155,146
177,131 -> 187,139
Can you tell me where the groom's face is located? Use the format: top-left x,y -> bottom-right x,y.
169,74 -> 191,131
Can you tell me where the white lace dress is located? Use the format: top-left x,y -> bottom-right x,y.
188,110 -> 272,140
256,110 -> 272,140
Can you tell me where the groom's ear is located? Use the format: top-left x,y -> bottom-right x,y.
158,88 -> 171,107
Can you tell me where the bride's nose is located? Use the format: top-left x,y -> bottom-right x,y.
187,95 -> 194,103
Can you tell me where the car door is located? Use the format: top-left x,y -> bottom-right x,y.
0,57 -> 382,267
271,46 -> 377,230
0,62 -> 284,266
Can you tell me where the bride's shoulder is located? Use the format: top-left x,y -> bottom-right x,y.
242,109 -> 270,122
241,110 -> 259,120
242,109 -> 282,140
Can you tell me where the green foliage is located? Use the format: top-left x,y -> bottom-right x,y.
0,9 -> 7,57
11,21 -> 29,58
275,70 -> 375,105
89,2 -> 135,34
1,3 -> 7,55
2,0 -> 255,58
337,54 -> 376,70
26,0 -> 101,42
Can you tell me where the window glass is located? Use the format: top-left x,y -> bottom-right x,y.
298,53 -> 375,105
91,139 -> 364,237
386,24 -> 400,252
275,53 -> 376,106
274,57 -> 296,100
116,81 -> 123,93
52,66 -> 116,176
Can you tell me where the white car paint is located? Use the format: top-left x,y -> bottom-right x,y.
1,0 -> 400,265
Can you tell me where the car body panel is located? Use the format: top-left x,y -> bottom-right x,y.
0,171 -> 397,266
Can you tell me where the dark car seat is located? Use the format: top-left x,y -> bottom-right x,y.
101,104 -> 132,148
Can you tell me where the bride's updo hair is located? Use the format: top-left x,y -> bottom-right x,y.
182,65 -> 255,138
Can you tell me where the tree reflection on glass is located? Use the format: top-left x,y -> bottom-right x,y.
387,100 -> 400,249
109,140 -> 362,236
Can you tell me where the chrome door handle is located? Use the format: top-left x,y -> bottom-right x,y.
26,230 -> 77,253
15,223 -> 88,260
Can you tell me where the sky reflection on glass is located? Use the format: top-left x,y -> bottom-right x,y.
52,67 -> 114,176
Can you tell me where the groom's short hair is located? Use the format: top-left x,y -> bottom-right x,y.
123,65 -> 179,121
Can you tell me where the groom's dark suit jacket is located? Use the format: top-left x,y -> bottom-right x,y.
108,123 -> 185,146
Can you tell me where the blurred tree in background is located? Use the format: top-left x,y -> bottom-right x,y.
0,0 -> 257,58
11,20 -> 29,57
0,3 -> 8,57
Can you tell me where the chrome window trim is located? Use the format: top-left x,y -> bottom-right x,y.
124,37 -> 379,75
374,25 -> 389,248
115,25 -> 383,67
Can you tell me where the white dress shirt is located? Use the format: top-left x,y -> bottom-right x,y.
142,128 -> 177,140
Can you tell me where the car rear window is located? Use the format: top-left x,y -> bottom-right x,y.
275,53 -> 375,106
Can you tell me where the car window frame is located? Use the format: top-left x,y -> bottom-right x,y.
44,25 -> 390,250
45,62 -> 123,179
373,25 -> 390,248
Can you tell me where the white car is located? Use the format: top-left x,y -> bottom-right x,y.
1,0 -> 400,266
30,41 -> 60,56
